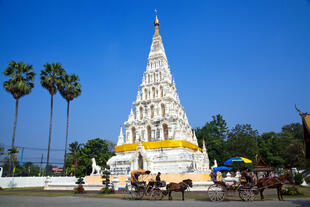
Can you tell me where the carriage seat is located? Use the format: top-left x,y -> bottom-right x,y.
131,181 -> 146,187
240,177 -> 247,184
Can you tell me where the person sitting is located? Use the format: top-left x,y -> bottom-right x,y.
156,172 -> 162,187
241,168 -> 254,185
210,170 -> 217,181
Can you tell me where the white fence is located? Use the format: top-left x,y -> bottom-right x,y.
0,176 -> 76,189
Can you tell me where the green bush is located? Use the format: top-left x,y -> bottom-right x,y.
282,186 -> 302,195
101,168 -> 113,194
294,173 -> 303,185
74,185 -> 85,194
100,187 -> 115,194
76,177 -> 85,185
304,176 -> 310,184
74,176 -> 86,194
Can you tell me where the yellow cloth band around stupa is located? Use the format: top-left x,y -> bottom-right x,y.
115,140 -> 201,153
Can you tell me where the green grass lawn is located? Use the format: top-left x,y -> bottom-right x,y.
0,186 -> 309,200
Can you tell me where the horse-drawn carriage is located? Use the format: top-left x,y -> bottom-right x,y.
208,176 -> 258,201
208,169 -> 294,202
129,170 -> 166,200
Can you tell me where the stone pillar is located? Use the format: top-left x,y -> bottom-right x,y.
126,176 -> 131,190
112,176 -> 120,190
44,176 -> 51,190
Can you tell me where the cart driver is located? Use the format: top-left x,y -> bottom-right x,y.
241,167 -> 253,184
156,172 -> 161,187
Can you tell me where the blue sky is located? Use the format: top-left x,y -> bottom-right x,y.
0,0 -> 309,165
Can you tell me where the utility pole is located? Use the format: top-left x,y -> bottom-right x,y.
39,154 -> 43,176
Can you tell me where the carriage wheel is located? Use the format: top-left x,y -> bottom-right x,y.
133,190 -> 144,200
239,189 -> 255,201
150,188 -> 163,200
208,184 -> 225,201
131,186 -> 145,200
239,189 -> 250,201
249,186 -> 258,201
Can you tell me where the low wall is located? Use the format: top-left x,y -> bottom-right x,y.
110,173 -> 212,186
0,176 -> 76,189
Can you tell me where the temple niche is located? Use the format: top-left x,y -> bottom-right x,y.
107,14 -> 209,176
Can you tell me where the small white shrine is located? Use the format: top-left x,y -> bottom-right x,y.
107,14 -> 210,176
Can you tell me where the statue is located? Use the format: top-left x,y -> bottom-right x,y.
91,158 -> 102,175
211,160 -> 218,169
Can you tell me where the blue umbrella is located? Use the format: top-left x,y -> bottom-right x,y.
213,166 -> 232,174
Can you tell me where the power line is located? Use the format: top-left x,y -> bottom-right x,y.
0,160 -> 64,165
2,144 -> 65,151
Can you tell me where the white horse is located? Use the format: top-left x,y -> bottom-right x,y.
91,158 -> 102,175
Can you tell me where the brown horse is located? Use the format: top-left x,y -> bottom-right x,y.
257,174 -> 294,201
166,179 -> 193,200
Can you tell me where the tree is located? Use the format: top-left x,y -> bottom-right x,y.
57,74 -> 81,175
1,156 -> 22,177
65,141 -> 81,176
20,162 -> 40,176
101,167 -> 112,194
225,124 -> 259,163
40,63 -> 65,175
257,132 -> 285,168
3,61 -> 35,176
196,114 -> 228,165
74,176 -> 85,194
76,138 -> 114,177
281,123 -> 303,140
280,123 -> 308,169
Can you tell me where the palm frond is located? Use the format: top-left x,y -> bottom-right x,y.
57,74 -> 82,101
40,62 -> 66,95
3,61 -> 36,99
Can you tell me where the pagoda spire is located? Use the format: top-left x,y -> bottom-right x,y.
117,123 -> 124,145
192,129 -> 198,146
202,138 -> 207,154
154,9 -> 160,36
128,105 -> 134,122
148,11 -> 167,63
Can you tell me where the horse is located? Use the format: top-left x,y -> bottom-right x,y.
91,158 -> 102,175
257,174 -> 294,201
166,179 -> 193,201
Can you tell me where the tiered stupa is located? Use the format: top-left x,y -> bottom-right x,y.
107,14 -> 209,176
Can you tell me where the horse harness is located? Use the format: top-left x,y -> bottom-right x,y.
180,181 -> 190,191
257,176 -> 285,190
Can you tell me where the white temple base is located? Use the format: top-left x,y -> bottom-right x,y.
108,146 -> 209,175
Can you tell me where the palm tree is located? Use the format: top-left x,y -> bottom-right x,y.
3,61 -> 35,176
40,63 -> 65,175
68,141 -> 81,176
57,74 -> 81,175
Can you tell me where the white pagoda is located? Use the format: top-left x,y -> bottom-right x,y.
107,14 -> 209,176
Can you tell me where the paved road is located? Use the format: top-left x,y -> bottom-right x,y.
0,196 -> 309,207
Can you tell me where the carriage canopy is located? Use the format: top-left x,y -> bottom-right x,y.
130,170 -> 151,182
